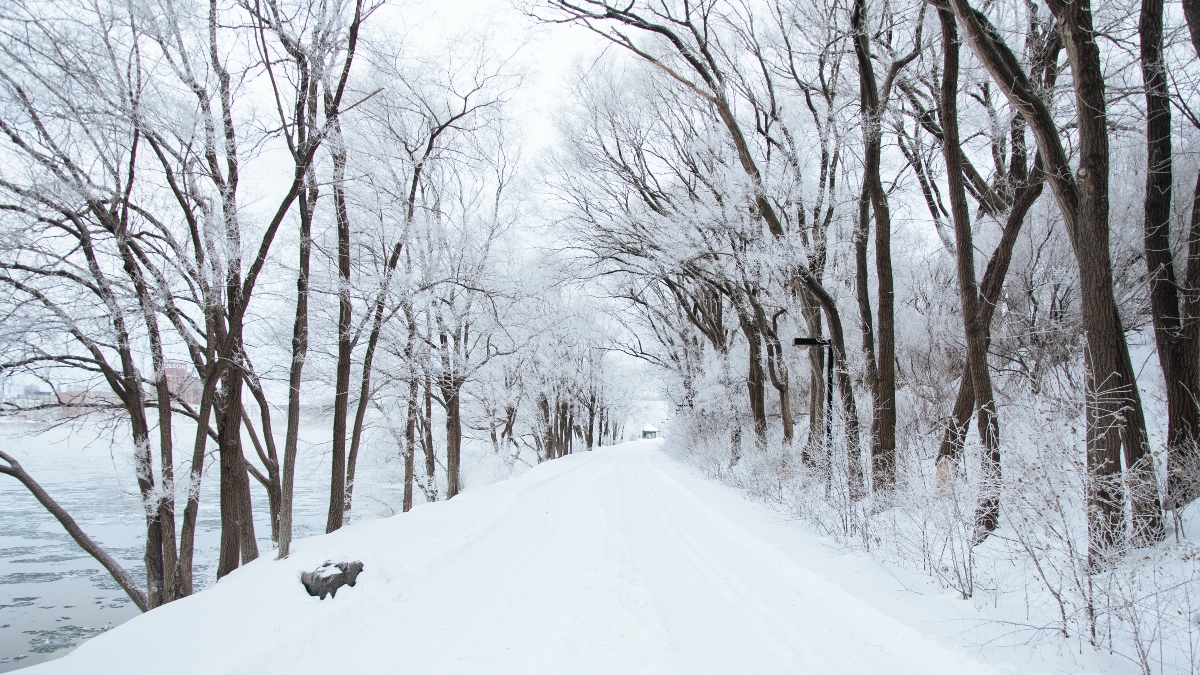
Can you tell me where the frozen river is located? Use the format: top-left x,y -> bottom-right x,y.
0,418 -> 414,671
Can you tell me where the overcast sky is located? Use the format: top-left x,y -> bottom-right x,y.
376,0 -> 610,153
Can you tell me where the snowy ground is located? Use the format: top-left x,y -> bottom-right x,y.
17,440 -> 1121,675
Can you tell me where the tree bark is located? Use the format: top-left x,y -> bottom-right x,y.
738,311 -> 768,444
423,373 -> 437,498
852,181 -> 880,440
852,0 -> 901,491
216,352 -> 257,576
404,372 -> 418,513
798,287 -> 825,464
278,167 -> 315,559
949,0 -> 1163,556
939,9 -> 1001,542
444,387 -> 463,497
936,167 -> 1043,468
327,105 -> 352,534
1142,0 -> 1200,510
177,363 -> 221,595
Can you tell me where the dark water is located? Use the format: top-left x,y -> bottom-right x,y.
0,420 -> 408,671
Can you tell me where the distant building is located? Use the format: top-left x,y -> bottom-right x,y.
165,362 -> 201,405
641,424 -> 658,440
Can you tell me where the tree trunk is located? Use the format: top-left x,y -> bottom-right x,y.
852,183 -> 880,443
739,312 -> 768,444
346,244 -> 403,519
950,0 -> 1163,556
445,387 -> 462,498
939,9 -> 1001,542
177,364 -> 220,595
765,336 -> 793,445
242,374 -> 281,542
153,382 -> 178,603
793,265 -> 866,498
798,287 -> 825,465
0,451 -> 149,612
586,393 -> 596,450
1054,0 -> 1162,550
133,430 -> 165,608
936,169 -> 1043,471
1142,0 -> 1200,510
404,375 -> 417,513
423,374 -> 437,498
936,16 -> 1056,470
278,169 -> 315,559
326,111 -> 352,534
852,0 -> 898,490
216,350 -> 257,577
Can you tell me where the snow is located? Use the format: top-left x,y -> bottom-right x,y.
26,441 -> 1061,674
314,566 -> 342,579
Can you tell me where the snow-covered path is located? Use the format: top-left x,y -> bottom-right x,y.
29,442 -> 1007,674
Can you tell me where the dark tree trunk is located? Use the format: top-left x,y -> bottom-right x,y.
950,0 -> 1164,558
852,183 -> 880,448
177,366 -> 219,595
216,349 -> 257,577
327,111 -> 352,534
586,393 -> 596,450
278,169 -> 315,559
151,360 -> 177,602
939,9 -> 1001,542
739,312 -> 768,444
852,0 -> 899,490
404,374 -> 417,513
1053,0 -> 1162,550
798,288 -> 825,464
936,15 -> 1057,470
936,170 -> 1043,470
1143,0 -> 1200,510
423,374 -> 437,498
242,373 -> 281,543
444,387 -> 462,497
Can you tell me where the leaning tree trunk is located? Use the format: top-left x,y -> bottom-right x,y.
177,359 -> 222,594
345,244 -> 403,519
936,167 -> 1043,471
936,15 -> 1057,470
0,451 -> 149,612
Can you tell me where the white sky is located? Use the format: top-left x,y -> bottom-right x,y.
374,0 -> 610,153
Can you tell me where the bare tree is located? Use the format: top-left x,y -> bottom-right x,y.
948,0 -> 1163,558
